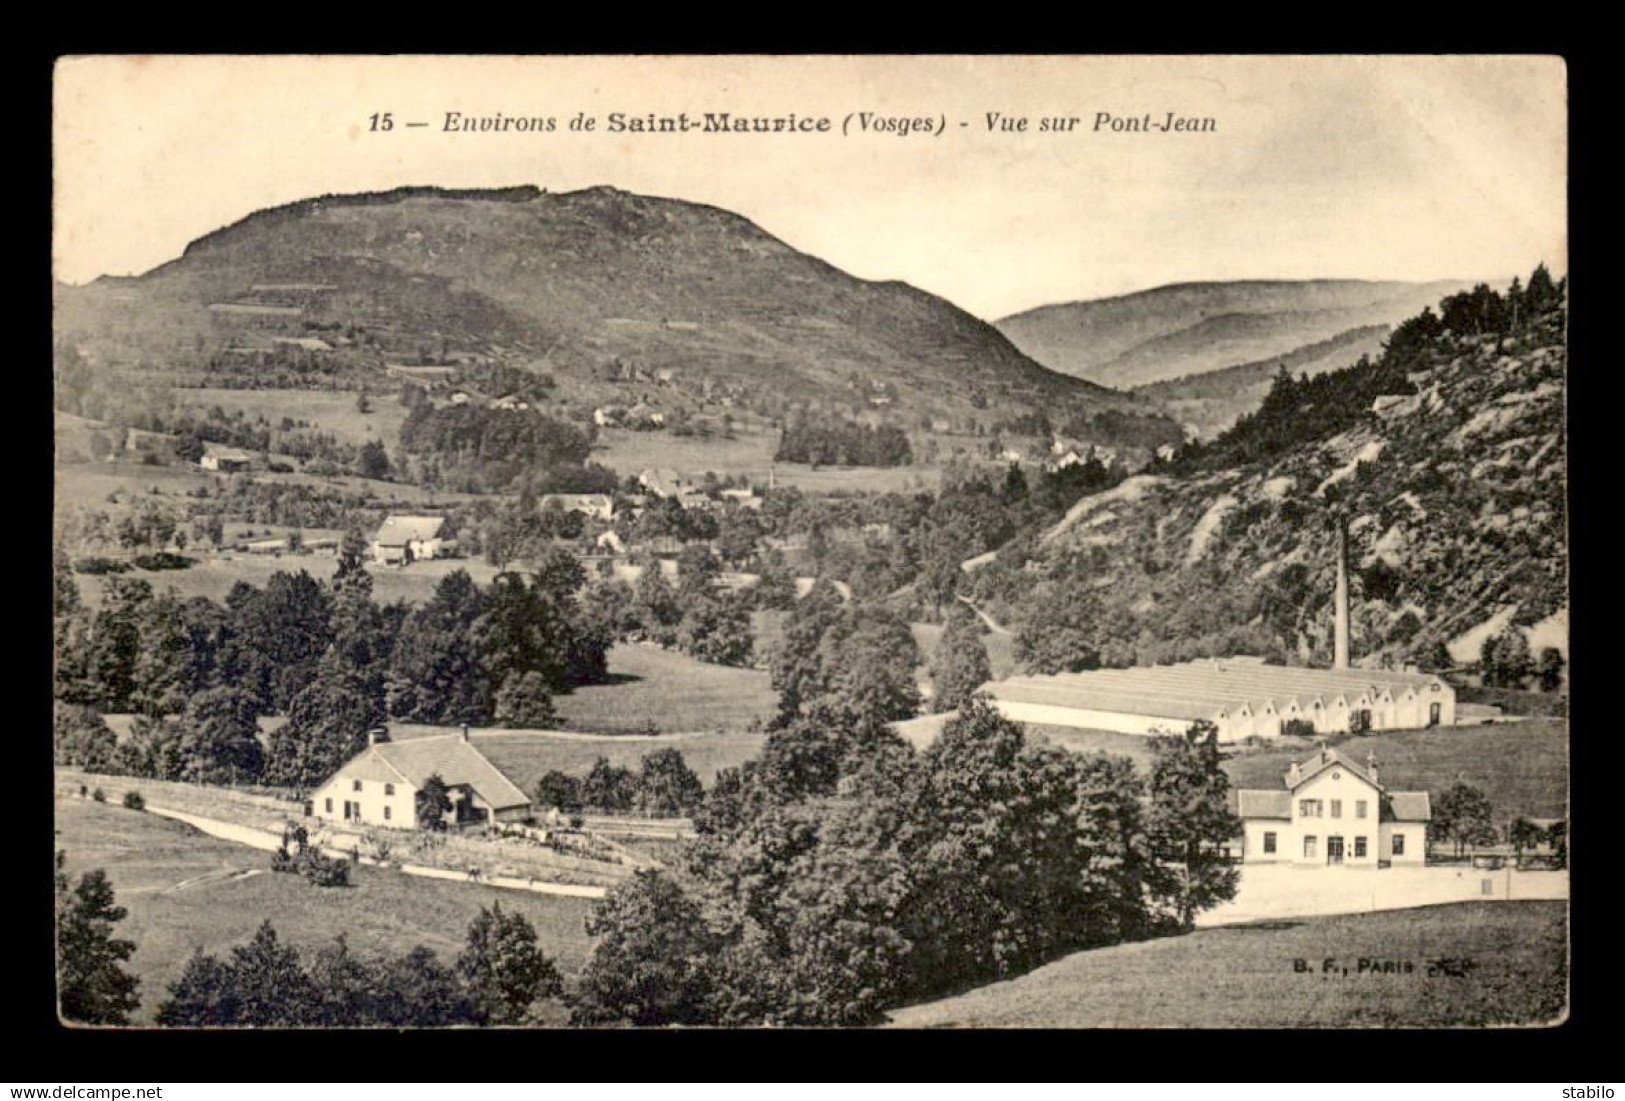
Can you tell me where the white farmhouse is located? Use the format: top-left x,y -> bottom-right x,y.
1236,745 -> 1430,867
308,730 -> 532,830
372,515 -> 447,566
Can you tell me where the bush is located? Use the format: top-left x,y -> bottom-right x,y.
1348,710 -> 1373,736
131,552 -> 196,571
1281,718 -> 1316,739
92,788 -> 106,803
73,557 -> 130,575
121,791 -> 146,811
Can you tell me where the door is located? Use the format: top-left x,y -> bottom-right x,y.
1429,702 -> 1442,726
1327,836 -> 1344,865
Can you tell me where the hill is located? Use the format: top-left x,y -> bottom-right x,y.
54,185 -> 1174,452
1133,324 -> 1392,439
970,271 -> 1567,672
885,901 -> 1567,1028
996,279 -> 1474,389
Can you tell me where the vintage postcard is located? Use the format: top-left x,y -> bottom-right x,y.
51,54 -> 1567,1029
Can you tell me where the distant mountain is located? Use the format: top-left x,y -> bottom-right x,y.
995,279 -> 1475,389
1134,325 -> 1392,440
55,185 -> 1169,445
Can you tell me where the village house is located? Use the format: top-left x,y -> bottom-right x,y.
539,493 -> 615,522
200,445 -> 254,473
638,467 -> 691,498
371,515 -> 447,566
1236,745 -> 1430,867
308,730 -> 532,830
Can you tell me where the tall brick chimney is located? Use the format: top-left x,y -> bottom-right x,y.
1333,516 -> 1351,670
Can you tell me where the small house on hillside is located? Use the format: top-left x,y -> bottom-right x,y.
200,446 -> 254,473
540,493 -> 614,522
309,730 -> 532,829
372,515 -> 447,566
1236,745 -> 1430,868
638,468 -> 690,498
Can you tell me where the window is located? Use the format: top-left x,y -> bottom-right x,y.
1331,799 -> 1342,819
1263,832 -> 1277,854
324,798 -> 333,813
1354,836 -> 1367,858
384,806 -> 392,821
1392,834 -> 1405,856
1356,799 -> 1368,819
1304,836 -> 1317,859
1298,799 -> 1323,818
353,780 -> 363,792
385,783 -> 395,796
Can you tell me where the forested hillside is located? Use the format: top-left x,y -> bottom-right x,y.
968,268 -> 1568,672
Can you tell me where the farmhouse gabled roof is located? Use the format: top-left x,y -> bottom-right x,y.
369,734 -> 530,810
374,515 -> 446,545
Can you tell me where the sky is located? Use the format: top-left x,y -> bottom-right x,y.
53,55 -> 1567,321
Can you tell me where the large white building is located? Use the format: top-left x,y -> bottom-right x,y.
986,657 -> 1457,743
308,730 -> 532,830
1236,745 -> 1430,867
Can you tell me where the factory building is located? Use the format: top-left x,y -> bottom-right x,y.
986,658 -> 1456,742
984,516 -> 1457,742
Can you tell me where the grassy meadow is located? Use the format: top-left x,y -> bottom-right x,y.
55,798 -> 599,1025
886,901 -> 1568,1028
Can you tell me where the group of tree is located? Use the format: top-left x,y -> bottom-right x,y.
775,415 -> 913,468
53,537 -> 611,789
1479,626 -> 1565,692
767,581 -> 922,731
399,401 -> 595,492
155,905 -> 561,1026
578,550 -> 757,670
570,702 -> 1240,1026
532,747 -> 706,818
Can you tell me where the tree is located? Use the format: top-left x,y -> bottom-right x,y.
174,686 -> 265,784
1430,783 -> 1496,859
676,592 -> 754,667
1480,627 -> 1533,689
636,748 -> 706,817
1537,647 -> 1566,693
264,667 -> 382,788
580,756 -> 638,813
571,869 -> 720,1026
416,773 -> 452,831
53,703 -> 118,772
533,770 -> 582,815
456,903 -> 562,1025
929,606 -> 992,713
1508,816 -> 1544,866
156,920 -> 316,1026
55,853 -> 140,1025
1144,721 -> 1241,930
494,670 -> 558,728
386,569 -> 492,725
1013,582 -> 1103,674
357,439 -> 391,480
752,548 -> 798,611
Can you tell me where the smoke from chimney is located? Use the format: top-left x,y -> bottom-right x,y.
1333,517 -> 1350,670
